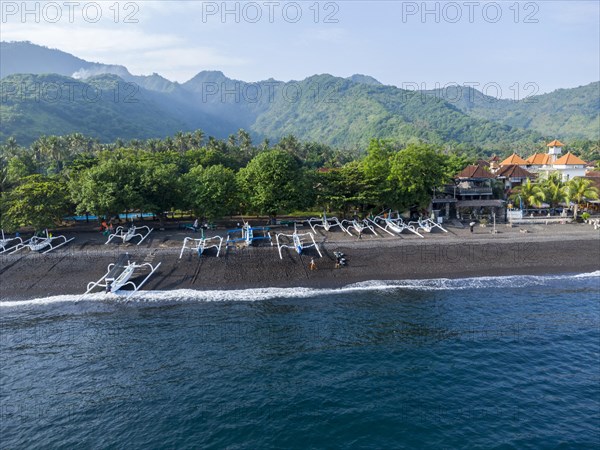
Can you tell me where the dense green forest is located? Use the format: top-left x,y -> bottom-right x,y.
2,131 -> 598,232
0,131 -> 473,231
424,82 -> 600,141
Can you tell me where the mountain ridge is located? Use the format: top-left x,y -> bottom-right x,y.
1,41 -> 598,148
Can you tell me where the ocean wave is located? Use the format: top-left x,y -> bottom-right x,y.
2,271 -> 599,309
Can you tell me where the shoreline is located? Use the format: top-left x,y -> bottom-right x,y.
1,223 -> 599,302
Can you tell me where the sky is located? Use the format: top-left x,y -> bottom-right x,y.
1,0 -> 599,97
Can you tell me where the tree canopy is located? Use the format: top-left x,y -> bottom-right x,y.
237,149 -> 310,217
0,130 -> 505,230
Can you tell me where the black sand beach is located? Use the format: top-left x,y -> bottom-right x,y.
1,222 -> 599,301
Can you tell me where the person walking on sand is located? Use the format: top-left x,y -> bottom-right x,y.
309,258 -> 317,271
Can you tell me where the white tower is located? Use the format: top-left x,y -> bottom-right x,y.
547,139 -> 564,162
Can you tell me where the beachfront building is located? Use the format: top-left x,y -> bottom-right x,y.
583,170 -> 600,213
537,152 -> 588,181
495,164 -> 535,190
432,164 -> 505,220
489,155 -> 500,172
433,140 -> 590,221
454,165 -> 495,197
523,140 -> 588,181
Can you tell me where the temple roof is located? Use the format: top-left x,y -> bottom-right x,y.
547,139 -> 565,147
526,153 -> 551,165
456,165 -> 494,179
553,152 -> 586,165
496,164 -> 534,179
500,153 -> 528,166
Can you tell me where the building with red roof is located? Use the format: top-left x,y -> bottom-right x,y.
524,141 -> 588,181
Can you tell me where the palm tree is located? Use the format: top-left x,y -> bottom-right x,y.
542,173 -> 569,211
191,130 -> 205,148
237,129 -> 253,158
510,178 -> 545,208
36,135 -> 70,174
568,177 -> 599,218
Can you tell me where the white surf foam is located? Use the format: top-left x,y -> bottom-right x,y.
2,271 -> 598,309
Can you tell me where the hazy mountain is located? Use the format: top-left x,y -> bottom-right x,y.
0,41 -> 179,93
347,74 -> 382,86
423,82 -> 600,141
1,41 -> 597,148
250,74 -> 542,149
0,74 -> 230,144
1,41 -> 96,79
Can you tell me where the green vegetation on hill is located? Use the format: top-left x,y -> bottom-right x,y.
424,82 -> 600,141
1,41 -> 598,154
251,74 -> 545,152
0,74 -> 232,145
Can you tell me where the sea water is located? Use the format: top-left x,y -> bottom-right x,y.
1,273 -> 599,448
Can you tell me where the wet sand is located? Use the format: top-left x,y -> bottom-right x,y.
1,222 -> 599,301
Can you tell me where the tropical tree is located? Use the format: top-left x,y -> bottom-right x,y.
541,173 -> 569,210
70,156 -> 143,218
184,165 -> 238,220
276,134 -> 302,155
1,175 -> 72,231
388,143 -> 449,211
359,139 -> 394,209
313,162 -> 371,215
510,178 -> 545,208
137,158 -> 182,224
33,135 -> 71,174
66,132 -> 95,156
567,177 -> 599,218
237,129 -> 253,159
237,149 -> 308,218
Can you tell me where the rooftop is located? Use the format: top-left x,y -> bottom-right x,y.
496,164 -> 534,179
553,152 -> 587,166
526,153 -> 551,165
547,139 -> 565,147
456,165 -> 494,179
500,153 -> 528,166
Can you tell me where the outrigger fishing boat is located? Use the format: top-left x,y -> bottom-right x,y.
368,211 -> 424,238
82,253 -> 161,297
307,211 -> 344,233
105,224 -> 153,245
8,229 -> 74,254
179,230 -> 223,258
0,230 -> 26,254
408,217 -> 448,233
340,218 -> 379,237
276,225 -> 323,259
226,222 -> 272,250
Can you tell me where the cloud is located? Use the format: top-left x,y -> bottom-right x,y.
1,22 -> 247,81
